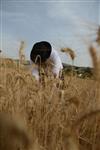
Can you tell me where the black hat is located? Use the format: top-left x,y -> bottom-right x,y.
30,41 -> 52,64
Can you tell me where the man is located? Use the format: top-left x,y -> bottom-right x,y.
30,41 -> 63,80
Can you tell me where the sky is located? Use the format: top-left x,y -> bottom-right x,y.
0,0 -> 100,67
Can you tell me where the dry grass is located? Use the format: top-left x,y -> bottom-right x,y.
61,48 -> 76,61
0,113 -> 32,150
0,46 -> 100,150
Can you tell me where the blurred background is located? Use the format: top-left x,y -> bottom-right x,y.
0,0 -> 100,66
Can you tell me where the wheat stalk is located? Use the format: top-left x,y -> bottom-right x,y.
0,113 -> 32,150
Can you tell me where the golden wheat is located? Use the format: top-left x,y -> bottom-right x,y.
0,113 -> 32,150
0,46 -> 100,150
61,47 -> 76,60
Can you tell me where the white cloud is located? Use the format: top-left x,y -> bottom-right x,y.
47,1 -> 99,30
47,3 -> 76,20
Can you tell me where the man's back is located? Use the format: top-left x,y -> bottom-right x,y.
30,41 -> 63,80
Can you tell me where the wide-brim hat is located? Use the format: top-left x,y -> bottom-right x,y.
30,41 -> 52,64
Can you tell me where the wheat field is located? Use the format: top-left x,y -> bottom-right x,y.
0,46 -> 100,150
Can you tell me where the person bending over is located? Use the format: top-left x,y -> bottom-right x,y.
30,41 -> 63,80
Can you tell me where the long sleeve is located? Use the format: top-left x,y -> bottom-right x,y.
32,68 -> 39,80
30,60 -> 39,81
49,48 -> 63,77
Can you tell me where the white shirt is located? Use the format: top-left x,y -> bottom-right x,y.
30,48 -> 63,80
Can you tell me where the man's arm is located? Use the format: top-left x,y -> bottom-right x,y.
50,48 -> 63,77
30,60 -> 39,81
